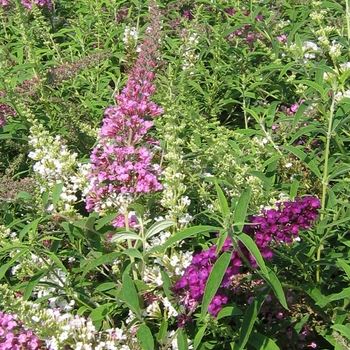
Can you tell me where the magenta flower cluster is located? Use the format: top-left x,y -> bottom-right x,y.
86,2 -> 163,226
0,311 -> 45,349
244,196 -> 321,261
172,196 -> 320,323
0,0 -> 52,9
86,73 -> 163,214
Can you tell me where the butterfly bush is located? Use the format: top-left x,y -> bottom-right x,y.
172,196 -> 321,322
86,1 -> 163,227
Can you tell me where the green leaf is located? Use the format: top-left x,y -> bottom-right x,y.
111,231 -> 141,243
236,234 -> 287,309
16,191 -> 32,200
235,289 -> 269,350
316,287 -> 350,308
215,229 -> 228,255
247,171 -> 272,189
122,248 -> 143,259
331,324 -> 350,340
95,282 -> 117,292
44,250 -> 69,275
329,165 -> 350,180
193,324 -> 207,350
290,178 -> 300,199
122,272 -> 141,318
80,252 -> 120,283
294,314 -> 310,335
188,80 -> 205,96
282,145 -> 322,179
233,188 -> 251,232
201,251 -> 231,319
95,213 -> 119,230
52,182 -> 64,209
161,270 -> 173,301
337,259 -> 350,280
236,233 -> 268,276
89,303 -> 115,322
265,267 -> 288,310
157,321 -> 168,344
297,79 -> 326,99
262,154 -> 282,168
248,332 -> 280,350
152,226 -> 219,253
136,324 -> 154,350
278,61 -> 297,79
177,329 -> 189,350
23,270 -> 47,300
19,217 -> 42,241
42,190 -> 49,208
216,306 -> 243,320
215,181 -> 229,218
0,249 -> 28,279
290,124 -> 325,142
145,220 -> 175,240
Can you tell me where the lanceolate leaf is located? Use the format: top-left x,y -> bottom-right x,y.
193,324 -> 207,350
145,219 -> 175,240
215,181 -> 229,218
80,252 -> 120,283
149,226 -> 219,254
235,288 -> 269,350
236,233 -> 287,309
177,329 -> 189,350
233,188 -> 251,232
111,231 -> 141,243
122,272 -> 141,318
236,233 -> 268,277
136,324 -> 154,350
337,259 -> 350,280
248,332 -> 280,350
282,145 -> 322,179
52,182 -> 64,209
201,251 -> 231,319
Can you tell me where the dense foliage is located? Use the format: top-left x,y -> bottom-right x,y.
0,0 -> 350,349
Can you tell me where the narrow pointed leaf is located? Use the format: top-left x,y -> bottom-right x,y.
215,181 -> 229,218
111,231 -> 141,243
248,332 -> 280,350
52,182 -> 64,209
201,251 -> 231,319
236,288 -> 269,350
337,259 -> 350,280
145,220 -> 175,240
122,272 -> 141,318
282,145 -> 322,179
150,226 -> 219,253
233,188 -> 251,231
236,233 -> 268,276
193,325 -> 207,350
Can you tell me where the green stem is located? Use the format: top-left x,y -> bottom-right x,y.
316,87 -> 336,283
346,0 -> 350,44
125,211 -> 138,280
